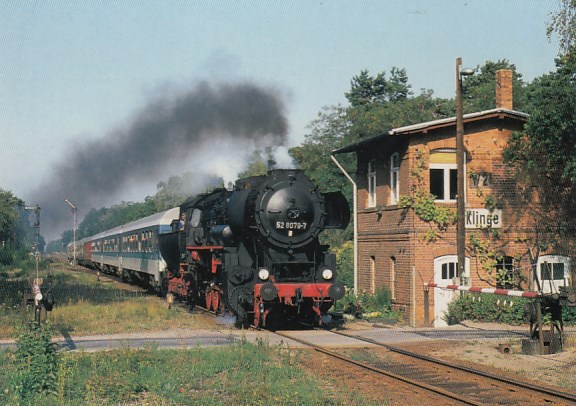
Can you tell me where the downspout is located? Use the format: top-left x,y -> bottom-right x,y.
330,154 -> 358,294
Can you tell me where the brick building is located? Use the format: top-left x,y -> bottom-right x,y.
333,70 -> 573,327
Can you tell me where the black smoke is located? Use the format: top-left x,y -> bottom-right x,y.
29,81 -> 288,240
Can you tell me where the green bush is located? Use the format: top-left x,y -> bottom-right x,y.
335,286 -> 401,322
562,303 -> 576,325
445,294 -> 528,325
446,293 -> 576,326
334,241 -> 354,288
12,321 -> 59,401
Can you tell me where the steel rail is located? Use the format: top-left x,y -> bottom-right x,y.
272,330 -> 482,406
331,329 -> 576,404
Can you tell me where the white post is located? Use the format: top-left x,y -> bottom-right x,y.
330,154 -> 358,294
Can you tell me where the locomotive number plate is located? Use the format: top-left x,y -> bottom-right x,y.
276,221 -> 307,230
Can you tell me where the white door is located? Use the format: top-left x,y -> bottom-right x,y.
433,255 -> 469,327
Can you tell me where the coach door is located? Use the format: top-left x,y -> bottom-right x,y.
434,255 -> 469,327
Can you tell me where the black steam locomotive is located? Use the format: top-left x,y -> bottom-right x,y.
72,169 -> 349,327
159,169 -> 350,327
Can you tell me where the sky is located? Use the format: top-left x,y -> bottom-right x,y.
0,0 -> 562,240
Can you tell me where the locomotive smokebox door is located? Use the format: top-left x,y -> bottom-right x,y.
255,172 -> 323,249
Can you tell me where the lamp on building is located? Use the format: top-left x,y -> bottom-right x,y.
64,199 -> 77,265
456,58 -> 474,286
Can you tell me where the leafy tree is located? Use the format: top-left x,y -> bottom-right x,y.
237,149 -> 270,178
347,89 -> 454,140
345,67 -> 411,107
0,190 -> 24,247
461,59 -> 528,112
290,105 -> 354,195
153,172 -> 220,211
547,0 -> 576,53
503,49 -> 576,256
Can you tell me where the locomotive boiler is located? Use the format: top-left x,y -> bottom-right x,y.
159,169 -> 350,327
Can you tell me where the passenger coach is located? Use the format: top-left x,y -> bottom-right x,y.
70,207 -> 180,288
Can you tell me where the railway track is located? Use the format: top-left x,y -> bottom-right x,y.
270,328 -> 576,405
56,264 -> 576,404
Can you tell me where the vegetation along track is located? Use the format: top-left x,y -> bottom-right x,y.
272,329 -> 576,405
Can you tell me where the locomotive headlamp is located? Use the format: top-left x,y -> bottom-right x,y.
258,268 -> 270,281
321,269 -> 333,280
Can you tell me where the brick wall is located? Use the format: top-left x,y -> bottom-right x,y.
353,117 -> 549,326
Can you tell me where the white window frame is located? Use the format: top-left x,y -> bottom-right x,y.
537,255 -> 571,294
429,163 -> 457,202
367,159 -> 377,208
390,153 -> 400,205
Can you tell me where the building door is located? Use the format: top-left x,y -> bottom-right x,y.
433,255 -> 468,327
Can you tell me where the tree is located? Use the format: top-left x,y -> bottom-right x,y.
547,0 -> 576,53
345,67 -> 411,107
290,105 -> 354,195
0,189 -> 24,247
237,149 -> 271,178
461,60 -> 528,112
503,49 -> 576,256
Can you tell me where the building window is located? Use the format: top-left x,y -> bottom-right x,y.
537,255 -> 571,294
541,262 -> 564,280
367,160 -> 377,208
390,256 -> 396,300
495,256 -> 515,289
429,149 -> 460,202
390,153 -> 399,205
370,256 -> 376,293
441,261 -> 459,281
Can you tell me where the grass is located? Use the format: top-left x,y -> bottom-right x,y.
0,264 -> 213,339
0,339 -> 377,405
0,261 -> 385,404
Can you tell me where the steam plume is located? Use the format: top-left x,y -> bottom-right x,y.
29,81 -> 288,240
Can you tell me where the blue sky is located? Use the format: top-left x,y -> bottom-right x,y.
0,1 -> 561,230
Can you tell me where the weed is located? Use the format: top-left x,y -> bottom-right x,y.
12,321 -> 59,401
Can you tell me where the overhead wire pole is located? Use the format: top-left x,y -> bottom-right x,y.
25,205 -> 43,323
24,205 -> 41,280
456,57 -> 474,286
65,199 -> 77,265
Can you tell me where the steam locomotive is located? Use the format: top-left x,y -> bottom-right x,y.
71,169 -> 350,327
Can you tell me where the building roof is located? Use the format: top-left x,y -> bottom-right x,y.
332,108 -> 529,154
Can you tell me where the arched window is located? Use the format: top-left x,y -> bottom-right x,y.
390,153 -> 400,205
367,160 -> 377,207
370,256 -> 376,293
390,256 -> 396,300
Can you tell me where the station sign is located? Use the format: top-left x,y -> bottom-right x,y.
465,208 -> 502,229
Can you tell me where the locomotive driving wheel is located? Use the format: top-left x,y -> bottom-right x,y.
227,285 -> 253,328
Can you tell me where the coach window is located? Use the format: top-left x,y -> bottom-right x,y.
390,153 -> 399,205
367,160 -> 377,208
429,149 -> 459,202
